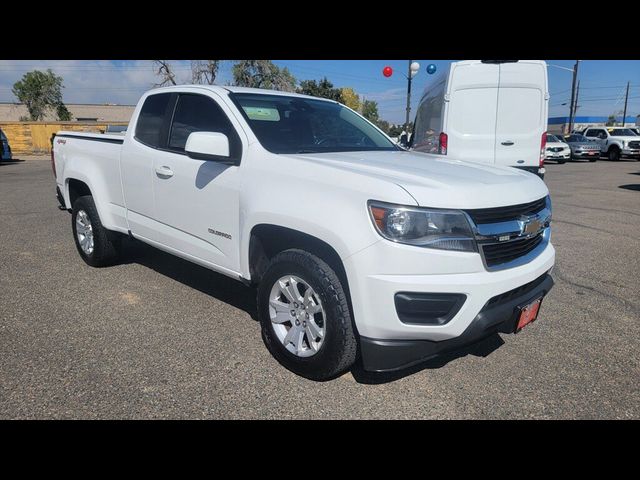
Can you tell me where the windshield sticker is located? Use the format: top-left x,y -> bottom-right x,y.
242,106 -> 280,122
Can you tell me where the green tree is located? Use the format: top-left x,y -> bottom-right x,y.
362,99 -> 380,123
605,114 -> 617,126
298,77 -> 341,101
375,119 -> 390,134
339,87 -> 361,111
12,69 -> 71,121
56,104 -> 73,121
232,60 -> 296,92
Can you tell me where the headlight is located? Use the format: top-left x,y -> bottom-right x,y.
368,201 -> 477,252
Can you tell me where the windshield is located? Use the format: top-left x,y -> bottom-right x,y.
547,134 -> 561,143
609,128 -> 637,136
230,93 -> 398,154
568,134 -> 588,142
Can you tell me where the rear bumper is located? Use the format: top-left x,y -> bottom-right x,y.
360,273 -> 554,372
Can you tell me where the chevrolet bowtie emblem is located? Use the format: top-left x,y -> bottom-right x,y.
519,215 -> 543,236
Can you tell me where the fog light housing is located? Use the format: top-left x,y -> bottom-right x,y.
394,292 -> 467,325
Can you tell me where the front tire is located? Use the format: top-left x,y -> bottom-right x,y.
71,195 -> 121,267
608,147 -> 620,161
257,249 -> 357,381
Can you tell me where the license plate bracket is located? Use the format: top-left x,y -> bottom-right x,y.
514,297 -> 543,333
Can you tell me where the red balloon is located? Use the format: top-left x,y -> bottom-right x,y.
383,66 -> 393,77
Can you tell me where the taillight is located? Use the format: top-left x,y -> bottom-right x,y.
539,131 -> 547,167
51,142 -> 57,178
439,132 -> 448,155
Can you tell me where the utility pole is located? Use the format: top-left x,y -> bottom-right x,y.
573,80 -> 580,120
622,81 -> 630,126
405,60 -> 413,133
567,60 -> 580,134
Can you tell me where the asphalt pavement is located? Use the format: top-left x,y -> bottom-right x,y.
0,156 -> 638,419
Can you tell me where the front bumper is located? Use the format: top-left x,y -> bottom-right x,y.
572,149 -> 600,158
360,272 -> 554,372
545,152 -> 570,160
622,149 -> 640,157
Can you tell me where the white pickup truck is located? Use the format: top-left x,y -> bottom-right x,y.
52,85 -> 555,380
582,127 -> 640,161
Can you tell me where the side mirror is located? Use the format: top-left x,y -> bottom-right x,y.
185,131 -> 235,163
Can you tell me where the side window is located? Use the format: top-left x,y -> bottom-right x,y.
168,94 -> 241,158
584,129 -> 595,137
135,93 -> 173,147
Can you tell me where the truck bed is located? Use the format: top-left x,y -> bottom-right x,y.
56,131 -> 125,144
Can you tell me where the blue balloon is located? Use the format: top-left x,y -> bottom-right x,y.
426,64 -> 437,75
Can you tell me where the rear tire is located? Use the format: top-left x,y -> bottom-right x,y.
71,195 -> 121,267
608,147 -> 620,161
257,249 -> 357,381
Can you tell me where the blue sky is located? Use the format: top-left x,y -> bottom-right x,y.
0,60 -> 638,124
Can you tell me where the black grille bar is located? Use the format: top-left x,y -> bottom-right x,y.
465,197 -> 547,224
482,234 -> 543,267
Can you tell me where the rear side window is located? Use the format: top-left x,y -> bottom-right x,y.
168,94 -> 241,158
135,93 -> 173,147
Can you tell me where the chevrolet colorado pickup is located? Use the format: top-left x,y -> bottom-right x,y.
52,85 -> 555,380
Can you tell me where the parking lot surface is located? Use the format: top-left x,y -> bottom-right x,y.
1,157 -> 638,419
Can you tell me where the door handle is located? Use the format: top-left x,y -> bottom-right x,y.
155,166 -> 174,178
501,141 -> 515,146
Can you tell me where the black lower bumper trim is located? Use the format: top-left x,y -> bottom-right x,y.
360,273 -> 554,372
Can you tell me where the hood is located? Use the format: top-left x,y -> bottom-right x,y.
284,150 -> 548,209
546,142 -> 569,148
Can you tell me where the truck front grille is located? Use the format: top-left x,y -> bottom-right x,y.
481,233 -> 544,268
465,197 -> 547,224
629,141 -> 640,149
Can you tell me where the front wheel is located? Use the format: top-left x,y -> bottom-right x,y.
257,249 -> 357,381
608,148 -> 620,161
71,195 -> 121,267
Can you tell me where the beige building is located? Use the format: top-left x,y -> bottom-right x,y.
0,102 -> 135,123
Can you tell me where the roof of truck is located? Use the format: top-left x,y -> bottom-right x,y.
143,85 -> 334,103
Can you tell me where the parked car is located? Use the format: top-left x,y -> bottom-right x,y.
105,125 -> 127,134
544,134 -> 571,164
52,85 -> 555,380
410,60 -> 549,178
1,128 -> 13,161
583,127 -> 640,161
564,134 -> 600,161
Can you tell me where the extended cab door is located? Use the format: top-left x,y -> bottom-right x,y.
121,92 -> 176,239
150,91 -> 244,274
494,61 -> 547,167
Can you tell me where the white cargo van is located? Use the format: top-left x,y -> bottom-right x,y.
410,60 -> 549,178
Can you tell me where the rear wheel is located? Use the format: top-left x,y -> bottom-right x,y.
608,147 -> 620,161
257,249 -> 357,381
71,195 -> 121,267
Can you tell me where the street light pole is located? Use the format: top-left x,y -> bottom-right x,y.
405,60 -> 413,133
567,60 -> 580,134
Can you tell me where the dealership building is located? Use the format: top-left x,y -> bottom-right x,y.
547,115 -> 640,134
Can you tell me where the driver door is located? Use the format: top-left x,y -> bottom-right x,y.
151,92 -> 244,273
